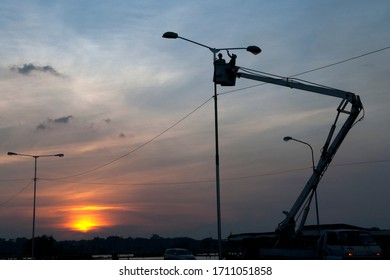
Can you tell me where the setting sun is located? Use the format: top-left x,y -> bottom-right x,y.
72,216 -> 100,232
63,205 -> 118,233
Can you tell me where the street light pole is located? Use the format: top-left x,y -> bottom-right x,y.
7,152 -> 64,259
32,155 -> 38,260
283,137 -> 315,171
213,61 -> 223,260
163,32 -> 260,259
283,136 -> 320,229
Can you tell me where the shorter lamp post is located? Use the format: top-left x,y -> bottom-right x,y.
283,136 -> 319,228
283,137 -> 315,171
7,152 -> 64,259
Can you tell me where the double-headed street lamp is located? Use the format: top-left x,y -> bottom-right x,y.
162,32 -> 261,56
7,152 -> 64,259
163,31 -> 260,259
283,136 -> 320,229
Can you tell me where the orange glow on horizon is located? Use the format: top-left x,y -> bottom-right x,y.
62,205 -> 123,233
71,215 -> 102,232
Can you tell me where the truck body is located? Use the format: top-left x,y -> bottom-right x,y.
226,226 -> 382,259
317,229 -> 382,259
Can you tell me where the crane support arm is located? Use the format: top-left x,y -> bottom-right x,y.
237,71 -> 363,235
237,72 -> 359,103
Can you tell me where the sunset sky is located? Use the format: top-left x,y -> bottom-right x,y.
1,0 -> 390,241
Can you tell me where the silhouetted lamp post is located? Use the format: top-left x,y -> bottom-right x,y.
283,136 -> 315,171
7,152 -> 64,259
283,136 -> 320,227
163,31 -> 260,259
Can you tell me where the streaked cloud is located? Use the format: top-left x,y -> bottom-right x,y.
10,63 -> 64,77
36,115 -> 73,130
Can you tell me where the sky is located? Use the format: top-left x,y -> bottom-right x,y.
0,0 -> 389,241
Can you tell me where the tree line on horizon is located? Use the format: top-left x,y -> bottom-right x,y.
0,234 -> 219,260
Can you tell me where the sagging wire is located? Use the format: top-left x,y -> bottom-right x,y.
0,180 -> 34,208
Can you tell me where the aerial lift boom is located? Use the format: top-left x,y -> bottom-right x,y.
214,59 -> 364,237
237,72 -> 363,236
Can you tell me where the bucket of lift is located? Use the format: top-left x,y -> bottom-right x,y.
213,60 -> 239,86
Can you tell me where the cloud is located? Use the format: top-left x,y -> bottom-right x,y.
36,123 -> 49,130
10,63 -> 64,77
54,115 -> 73,124
36,115 -> 73,130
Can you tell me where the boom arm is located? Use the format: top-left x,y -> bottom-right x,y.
237,72 -> 363,235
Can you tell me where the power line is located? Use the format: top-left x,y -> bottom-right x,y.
0,178 -> 31,182
0,180 -> 33,207
51,96 -> 214,180
39,158 -> 390,187
332,159 -> 390,168
37,167 -> 312,186
290,46 -> 390,77
2,158 -> 388,207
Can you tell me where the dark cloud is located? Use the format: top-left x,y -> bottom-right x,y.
54,115 -> 73,124
36,123 -> 49,130
10,63 -> 63,77
36,115 -> 73,130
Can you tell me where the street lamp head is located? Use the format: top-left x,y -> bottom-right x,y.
162,31 -> 178,39
55,153 -> 64,157
7,152 -> 17,156
283,136 -> 293,142
246,45 -> 261,55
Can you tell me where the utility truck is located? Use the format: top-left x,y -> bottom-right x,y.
226,226 -> 382,259
213,52 -> 382,259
